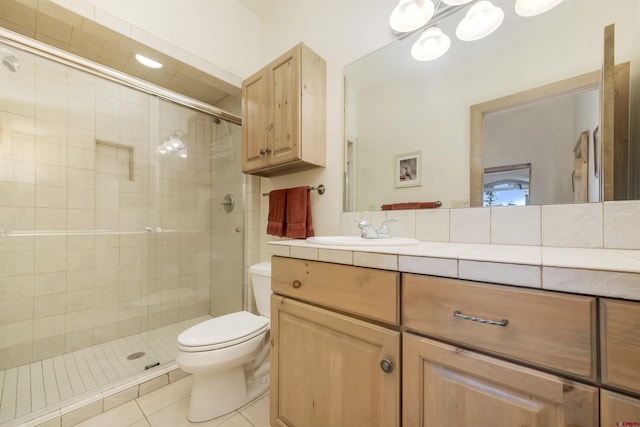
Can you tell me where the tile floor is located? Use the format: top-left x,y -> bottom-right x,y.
75,375 -> 270,427
0,316 -> 210,426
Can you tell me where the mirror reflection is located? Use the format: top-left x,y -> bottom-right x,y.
344,0 -> 639,211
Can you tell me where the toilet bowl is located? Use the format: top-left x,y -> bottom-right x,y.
176,261 -> 272,422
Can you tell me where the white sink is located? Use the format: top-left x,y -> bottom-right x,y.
306,236 -> 420,246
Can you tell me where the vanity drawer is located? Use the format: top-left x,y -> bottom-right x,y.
600,298 -> 640,394
403,274 -> 597,379
271,256 -> 400,324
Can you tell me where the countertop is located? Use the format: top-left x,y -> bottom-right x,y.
268,239 -> 640,301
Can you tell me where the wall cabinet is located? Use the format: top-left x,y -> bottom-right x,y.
271,257 -> 640,426
242,43 -> 326,176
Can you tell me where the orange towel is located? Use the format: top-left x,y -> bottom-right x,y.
284,186 -> 314,239
267,189 -> 287,237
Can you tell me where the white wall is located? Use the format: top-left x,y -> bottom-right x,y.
254,0 -> 399,257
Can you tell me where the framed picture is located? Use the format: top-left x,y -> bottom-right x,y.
395,151 -> 422,188
593,125 -> 599,178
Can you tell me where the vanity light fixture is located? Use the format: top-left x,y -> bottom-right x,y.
411,26 -> 451,61
515,0 -> 563,17
395,0 -> 563,61
135,53 -> 163,69
390,0 -> 435,33
455,1 -> 504,41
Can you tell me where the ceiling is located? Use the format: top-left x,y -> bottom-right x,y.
0,0 -> 240,111
237,0 -> 278,17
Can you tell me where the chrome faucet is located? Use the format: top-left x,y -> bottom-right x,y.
377,218 -> 398,238
355,218 -> 398,239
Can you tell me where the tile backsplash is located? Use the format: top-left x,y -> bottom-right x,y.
341,200 -> 640,250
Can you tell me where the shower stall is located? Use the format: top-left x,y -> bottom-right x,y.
0,34 -> 245,425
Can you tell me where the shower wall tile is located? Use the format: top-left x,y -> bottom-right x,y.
35,250 -> 66,273
0,275 -> 34,300
0,319 -> 33,347
0,252 -> 34,277
34,272 -> 66,296
0,297 -> 33,324
36,185 -> 67,208
0,182 -> 35,207
67,210 -> 95,230
33,315 -> 65,340
67,147 -> 94,170
66,269 -> 94,292
35,235 -> 65,252
36,164 -> 66,186
34,293 -> 65,318
35,207 -> 66,229
0,206 -> 35,229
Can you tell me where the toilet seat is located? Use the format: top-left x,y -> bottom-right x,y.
178,311 -> 269,352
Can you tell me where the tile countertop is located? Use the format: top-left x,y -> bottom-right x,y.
268,240 -> 640,301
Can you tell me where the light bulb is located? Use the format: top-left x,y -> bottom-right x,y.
515,0 -> 563,17
456,0 -> 504,41
411,26 -> 451,61
390,0 -> 435,33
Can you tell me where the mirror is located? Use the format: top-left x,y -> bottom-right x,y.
344,0 -> 639,211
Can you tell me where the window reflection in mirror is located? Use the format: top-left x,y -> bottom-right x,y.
483,164 -> 530,207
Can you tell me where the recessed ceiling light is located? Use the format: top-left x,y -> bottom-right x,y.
135,54 -> 162,69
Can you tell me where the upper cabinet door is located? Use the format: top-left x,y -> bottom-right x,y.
242,67 -> 269,172
268,50 -> 300,166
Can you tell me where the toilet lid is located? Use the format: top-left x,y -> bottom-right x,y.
178,311 -> 269,349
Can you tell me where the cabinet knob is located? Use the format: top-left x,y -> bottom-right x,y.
292,280 -> 302,289
265,147 -> 272,153
259,148 -> 266,155
380,359 -> 393,374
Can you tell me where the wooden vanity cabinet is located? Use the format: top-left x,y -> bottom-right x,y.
403,273 -> 601,427
403,334 -> 598,427
600,298 -> 640,395
403,274 -> 597,379
242,43 -> 326,176
601,389 -> 640,424
270,257 -> 401,427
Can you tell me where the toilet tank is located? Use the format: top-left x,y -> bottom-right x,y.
249,262 -> 272,317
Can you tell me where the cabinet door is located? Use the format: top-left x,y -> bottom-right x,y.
600,298 -> 640,394
403,333 -> 598,427
242,67 -> 269,172
271,296 -> 400,427
601,389 -> 640,425
267,47 -> 300,166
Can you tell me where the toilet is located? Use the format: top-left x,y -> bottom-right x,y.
176,261 -> 272,422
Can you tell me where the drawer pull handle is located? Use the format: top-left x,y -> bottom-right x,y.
292,280 -> 302,289
453,310 -> 508,327
380,359 -> 393,373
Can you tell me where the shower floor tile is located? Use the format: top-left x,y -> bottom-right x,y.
0,316 -> 209,426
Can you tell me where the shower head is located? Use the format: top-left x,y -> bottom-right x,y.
0,48 -> 20,73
